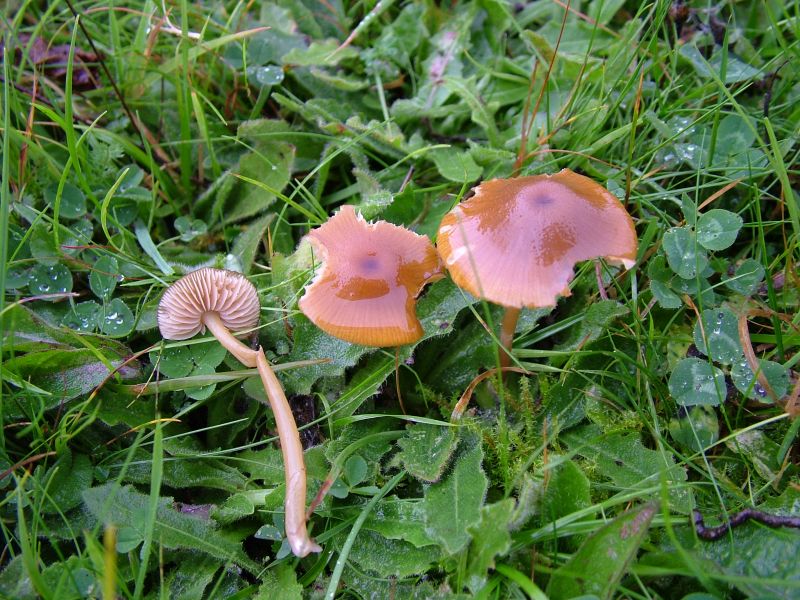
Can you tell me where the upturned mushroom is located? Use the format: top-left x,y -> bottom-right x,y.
299,205 -> 443,347
437,169 -> 638,368
158,267 -> 321,557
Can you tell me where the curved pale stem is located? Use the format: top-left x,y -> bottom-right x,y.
255,349 -> 321,557
202,312 -> 321,557
201,312 -> 257,367
499,307 -> 520,370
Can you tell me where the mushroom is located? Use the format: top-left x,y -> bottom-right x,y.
297,206 -> 442,512
299,205 -> 443,347
157,267 -> 261,365
436,169 -> 638,368
158,267 -> 321,557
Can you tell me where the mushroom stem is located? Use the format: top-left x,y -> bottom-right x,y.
499,307 -> 521,370
255,349 -> 322,557
595,261 -> 609,300
201,311 -> 258,367
202,311 -> 321,557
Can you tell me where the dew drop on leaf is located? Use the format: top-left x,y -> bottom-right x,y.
29,263 -> 73,299
731,359 -> 789,402
100,298 -> 135,336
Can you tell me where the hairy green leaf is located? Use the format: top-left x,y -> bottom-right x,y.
0,557 -> 35,600
396,424 -> 457,482
344,529 -> 442,577
254,564 -> 303,600
430,147 -> 482,183
555,300 -> 629,352
4,348 -> 139,412
546,503 -> 656,599
364,498 -> 438,548
539,458 -> 592,525
697,489 -> 800,599
40,451 -> 93,514
282,313 -> 373,395
423,431 -> 488,553
121,453 -> 248,493
82,484 -> 260,573
465,499 -> 514,593
565,425 -> 690,512
166,553 -> 221,600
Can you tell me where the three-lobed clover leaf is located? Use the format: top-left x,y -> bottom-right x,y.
724,259 -> 765,295
693,308 -> 742,365
28,263 -> 73,298
668,357 -> 727,407
45,182 -> 87,220
662,226 -> 708,279
696,209 -> 743,251
90,256 -> 120,301
174,216 -> 209,242
99,297 -> 135,337
731,358 -> 789,403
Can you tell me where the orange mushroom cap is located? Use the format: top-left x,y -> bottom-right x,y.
158,268 -> 261,340
437,169 -> 638,309
299,206 -> 443,346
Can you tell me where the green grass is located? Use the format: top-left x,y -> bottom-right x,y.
1,0 -> 799,598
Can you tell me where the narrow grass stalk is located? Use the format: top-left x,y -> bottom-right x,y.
133,416 -> 164,600
177,0 -> 193,193
324,471 -> 405,600
63,17 -> 83,183
494,564 -> 548,600
103,524 -> 118,600
16,474 -> 52,600
0,33 -> 12,448
190,90 -> 221,179
764,118 -> 800,239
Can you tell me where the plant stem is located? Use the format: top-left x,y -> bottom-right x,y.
499,307 -> 521,370
256,349 -> 321,557
324,471 -> 405,600
202,311 -> 320,556
201,311 -> 258,367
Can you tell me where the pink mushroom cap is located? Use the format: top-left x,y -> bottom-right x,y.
157,268 -> 261,340
436,169 -> 638,309
299,206 -> 443,346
